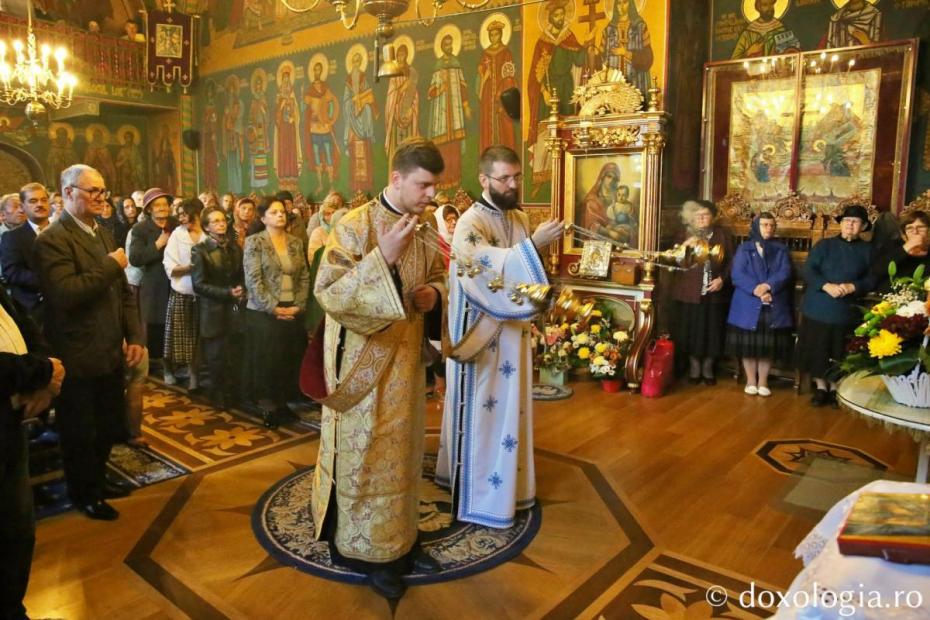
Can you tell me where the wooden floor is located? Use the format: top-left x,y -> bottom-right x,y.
25,378 -> 920,619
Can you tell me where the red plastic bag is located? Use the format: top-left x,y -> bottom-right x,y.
641,336 -> 674,398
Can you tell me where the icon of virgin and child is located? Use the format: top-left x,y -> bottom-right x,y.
580,162 -> 639,248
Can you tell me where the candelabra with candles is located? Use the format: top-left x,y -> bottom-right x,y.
0,0 -> 77,122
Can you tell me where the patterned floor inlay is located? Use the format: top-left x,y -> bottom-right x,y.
142,380 -> 316,470
755,439 -> 888,476
593,553 -> 781,619
251,455 -> 541,585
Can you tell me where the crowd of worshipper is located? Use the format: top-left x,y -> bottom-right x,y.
2,139 -> 928,610
0,181 -> 464,432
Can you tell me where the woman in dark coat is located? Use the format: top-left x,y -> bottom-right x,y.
870,210 -> 930,293
191,207 -> 245,409
725,212 -> 793,396
796,204 -> 876,407
670,199 -> 735,384
128,188 -> 176,380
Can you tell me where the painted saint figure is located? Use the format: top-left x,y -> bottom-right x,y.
114,129 -> 145,197
47,126 -> 78,190
527,0 -> 595,192
223,77 -> 245,194
343,51 -> 376,193
731,0 -> 796,59
303,60 -> 340,191
83,127 -> 117,187
384,42 -> 420,164
477,19 -> 517,154
202,81 -> 220,192
247,69 -> 271,188
275,65 -> 303,190
600,0 -> 653,97
153,124 -> 178,195
428,29 -> 471,189
826,0 -> 882,48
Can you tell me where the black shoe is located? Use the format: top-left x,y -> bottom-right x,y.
103,480 -> 133,499
828,390 -> 839,408
77,500 -> 119,520
811,389 -> 829,407
262,409 -> 279,429
687,376 -> 702,385
412,550 -> 441,574
368,568 -> 406,600
275,405 -> 298,423
703,376 -> 717,386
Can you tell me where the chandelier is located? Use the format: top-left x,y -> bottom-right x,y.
0,0 -> 77,121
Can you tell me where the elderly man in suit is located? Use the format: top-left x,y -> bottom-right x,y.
0,183 -> 51,323
1,285 -> 64,620
34,164 -> 145,521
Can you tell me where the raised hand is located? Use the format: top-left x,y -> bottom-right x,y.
532,219 -> 564,249
108,248 -> 129,269
377,213 -> 418,266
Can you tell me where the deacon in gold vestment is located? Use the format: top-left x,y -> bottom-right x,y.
310,139 -> 447,598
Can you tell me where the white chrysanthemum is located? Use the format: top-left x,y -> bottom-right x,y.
896,300 -> 928,318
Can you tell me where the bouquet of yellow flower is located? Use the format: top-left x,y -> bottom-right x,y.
841,263 -> 930,379
590,329 -> 632,378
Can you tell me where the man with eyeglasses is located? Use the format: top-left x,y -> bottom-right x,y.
34,164 -> 145,521
436,145 -> 562,529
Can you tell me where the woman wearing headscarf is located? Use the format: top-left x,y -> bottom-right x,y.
307,192 -> 346,260
796,203 -> 876,407
725,212 -> 793,396
434,203 -> 459,268
669,199 -> 734,384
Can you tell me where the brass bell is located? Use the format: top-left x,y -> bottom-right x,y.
487,275 -> 505,292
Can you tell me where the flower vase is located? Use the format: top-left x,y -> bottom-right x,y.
601,378 -> 622,393
539,368 -> 566,386
880,367 -> 930,408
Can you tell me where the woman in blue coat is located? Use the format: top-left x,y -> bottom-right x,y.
726,213 -> 793,396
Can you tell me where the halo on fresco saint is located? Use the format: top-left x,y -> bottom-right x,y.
345,43 -> 368,73
84,123 -> 111,145
393,34 -> 415,64
742,0 -> 790,22
604,0 -> 648,19
225,73 -> 241,97
116,124 -> 141,145
536,0 -> 576,44
434,24 -> 462,58
48,122 -> 75,142
479,13 -> 513,49
308,53 -> 329,82
831,0 -> 877,8
251,68 -> 268,97
276,60 -> 296,87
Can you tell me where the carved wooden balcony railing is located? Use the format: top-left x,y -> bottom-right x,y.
0,13 -> 162,94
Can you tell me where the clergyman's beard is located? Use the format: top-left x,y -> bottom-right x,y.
489,186 -> 520,210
